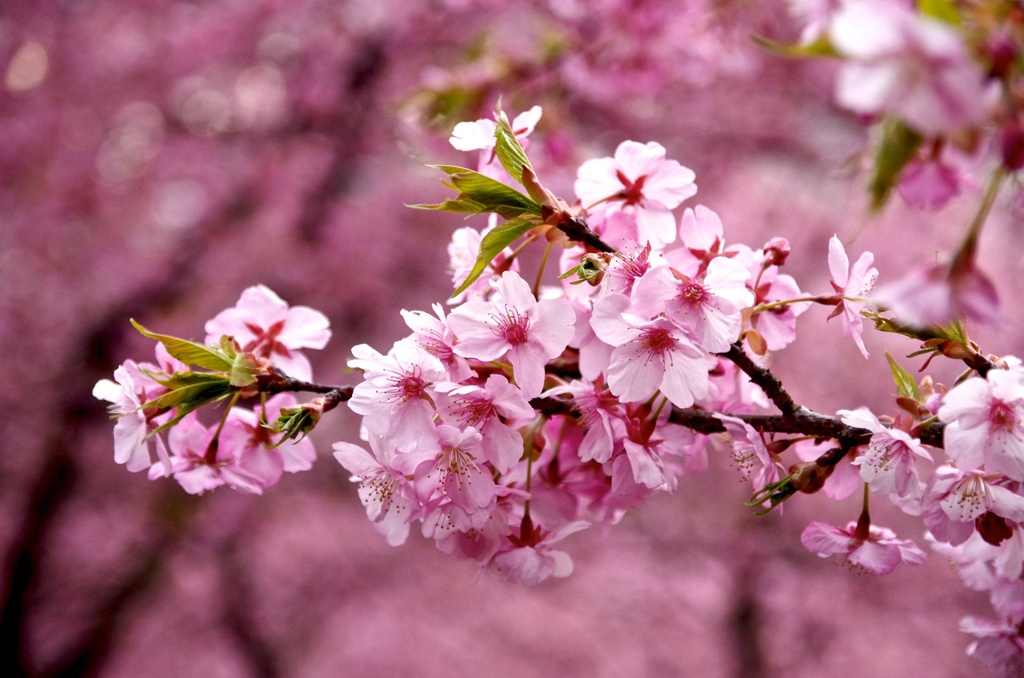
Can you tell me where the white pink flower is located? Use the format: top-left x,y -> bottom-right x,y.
590,293 -> 715,408
631,256 -> 753,353
575,141 -> 697,249
204,284 -> 331,381
447,271 -> 576,398
839,408 -> 932,498
828,235 -> 878,358
940,369 -> 1024,481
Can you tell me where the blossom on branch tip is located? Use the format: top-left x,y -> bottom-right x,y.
575,141 -> 697,249
204,284 -> 331,382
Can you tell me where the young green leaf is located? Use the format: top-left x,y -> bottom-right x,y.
451,218 -> 536,298
412,165 -> 542,220
131,319 -> 232,371
886,352 -> 920,400
917,0 -> 960,25
752,34 -> 840,59
493,113 -> 534,184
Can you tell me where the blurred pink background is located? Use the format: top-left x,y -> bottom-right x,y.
2,1 -> 1023,676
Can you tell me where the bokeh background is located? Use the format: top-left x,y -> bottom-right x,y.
3,1 -> 1023,676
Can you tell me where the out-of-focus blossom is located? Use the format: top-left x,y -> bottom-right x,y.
489,521 -> 589,586
961,616 -> 1024,677
897,157 -> 962,210
829,1 -> 988,135
873,259 -> 1000,328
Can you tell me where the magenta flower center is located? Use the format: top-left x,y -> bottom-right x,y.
452,395 -> 495,427
615,170 -> 648,206
389,370 -> 426,402
491,306 -> 531,346
243,319 -> 291,358
640,327 -> 676,359
680,281 -> 707,305
989,400 -> 1018,431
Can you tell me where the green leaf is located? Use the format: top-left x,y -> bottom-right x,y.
886,352 -> 920,400
493,113 -> 534,184
752,34 -> 840,59
143,378 -> 233,412
451,218 -> 536,298
147,370 -> 233,389
407,195 -> 490,215
868,119 -> 923,212
229,352 -> 262,387
917,0 -> 960,25
413,165 -> 541,220
131,319 -> 232,372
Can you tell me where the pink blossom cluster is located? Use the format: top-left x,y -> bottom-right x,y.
94,285 -> 325,494
336,114 -> 881,585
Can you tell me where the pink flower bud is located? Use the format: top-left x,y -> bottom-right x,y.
763,237 -> 791,267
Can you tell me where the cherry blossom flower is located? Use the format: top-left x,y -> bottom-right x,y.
205,284 -> 331,381
632,255 -> 753,353
347,340 -> 445,452
401,303 -> 473,382
219,394 -> 317,489
545,378 -> 623,465
449,107 -> 541,152
960,616 -> 1024,677
801,520 -> 927,574
447,270 -> 576,398
333,434 -> 433,547
940,369 -> 1024,482
489,520 -> 589,586
590,293 -> 715,408
897,157 -> 962,211
748,266 -> 809,352
93,345 -> 185,473
148,414 -> 266,495
575,140 -> 697,249
414,425 -> 495,513
922,465 -> 1024,547
828,235 -> 878,358
435,374 -> 535,473
839,408 -> 932,498
665,205 -> 731,277
716,414 -> 782,496
829,1 -> 988,135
